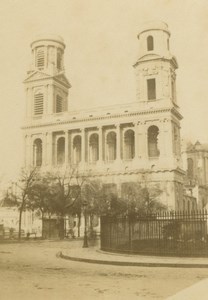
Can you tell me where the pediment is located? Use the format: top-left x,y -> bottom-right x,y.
24,71 -> 51,83
24,71 -> 71,88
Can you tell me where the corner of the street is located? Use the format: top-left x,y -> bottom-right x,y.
59,239 -> 208,268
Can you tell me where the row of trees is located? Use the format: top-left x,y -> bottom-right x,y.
2,167 -> 166,239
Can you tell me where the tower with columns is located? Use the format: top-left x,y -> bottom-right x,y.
22,22 -> 185,210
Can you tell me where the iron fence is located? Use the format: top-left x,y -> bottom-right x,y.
100,210 -> 208,256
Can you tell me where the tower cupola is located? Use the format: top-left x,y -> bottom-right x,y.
30,34 -> 65,75
137,21 -> 171,60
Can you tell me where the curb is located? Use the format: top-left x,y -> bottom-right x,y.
58,252 -> 208,268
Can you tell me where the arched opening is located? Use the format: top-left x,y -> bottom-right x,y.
106,131 -> 116,161
147,35 -> 154,51
57,137 -> 65,165
148,126 -> 160,158
73,135 -> 81,164
33,138 -> 42,167
187,158 -> 194,178
124,129 -> 135,159
89,133 -> 99,162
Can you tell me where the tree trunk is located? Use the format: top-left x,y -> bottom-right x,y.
41,211 -> 44,239
18,209 -> 23,240
78,213 -> 81,237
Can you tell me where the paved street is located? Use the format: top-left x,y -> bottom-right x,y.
0,240 -> 207,300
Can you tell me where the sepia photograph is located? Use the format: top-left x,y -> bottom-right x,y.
0,0 -> 208,299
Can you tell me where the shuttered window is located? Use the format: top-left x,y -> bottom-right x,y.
56,95 -> 64,113
36,48 -> 44,68
34,93 -> 44,115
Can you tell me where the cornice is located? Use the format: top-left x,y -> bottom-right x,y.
22,106 -> 182,129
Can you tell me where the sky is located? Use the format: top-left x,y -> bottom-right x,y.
0,0 -> 208,184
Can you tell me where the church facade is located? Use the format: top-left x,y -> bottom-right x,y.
22,21 -> 185,210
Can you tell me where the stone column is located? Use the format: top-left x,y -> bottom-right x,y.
29,135 -> 33,167
42,133 -> 47,166
134,122 -> 139,159
81,129 -> 86,164
48,84 -> 54,114
44,85 -> 48,115
46,132 -> 53,166
137,121 -> 147,159
98,126 -> 103,163
116,124 -> 121,161
65,130 -> 69,165
25,135 -> 31,168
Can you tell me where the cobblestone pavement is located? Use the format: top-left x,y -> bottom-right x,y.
0,240 -> 207,300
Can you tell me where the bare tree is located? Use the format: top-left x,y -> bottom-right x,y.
3,168 -> 38,240
48,167 -> 88,238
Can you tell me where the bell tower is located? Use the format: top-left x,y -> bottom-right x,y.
134,21 -> 182,169
134,21 -> 177,107
24,34 -> 71,122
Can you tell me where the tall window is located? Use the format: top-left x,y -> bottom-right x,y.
34,93 -> 44,115
147,78 -> 156,100
106,132 -> 116,161
124,129 -> 135,159
73,135 -> 81,164
57,137 -> 65,165
89,133 -> 99,162
147,35 -> 154,51
55,95 -> 65,113
148,126 -> 160,158
33,138 -> 42,167
36,48 -> 44,68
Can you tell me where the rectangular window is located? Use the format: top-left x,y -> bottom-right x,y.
34,93 -> 44,115
147,78 -> 156,100
36,48 -> 44,68
56,95 -> 64,113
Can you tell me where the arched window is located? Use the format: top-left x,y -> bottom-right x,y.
147,35 -> 154,51
57,137 -> 65,165
148,126 -> 160,158
124,129 -> 135,159
34,92 -> 44,115
106,132 -> 116,161
73,135 -> 81,164
187,158 -> 194,178
89,133 -> 99,162
33,138 -> 42,167
55,95 -> 65,113
36,47 -> 44,68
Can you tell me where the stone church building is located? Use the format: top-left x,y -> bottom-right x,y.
22,21 -> 186,210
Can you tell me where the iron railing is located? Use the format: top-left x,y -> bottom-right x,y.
100,210 -> 208,257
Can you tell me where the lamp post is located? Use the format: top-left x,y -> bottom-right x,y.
82,199 -> 88,248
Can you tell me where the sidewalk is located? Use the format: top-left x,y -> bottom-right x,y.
59,239 -> 208,268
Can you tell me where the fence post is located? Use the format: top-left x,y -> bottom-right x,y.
128,215 -> 132,253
